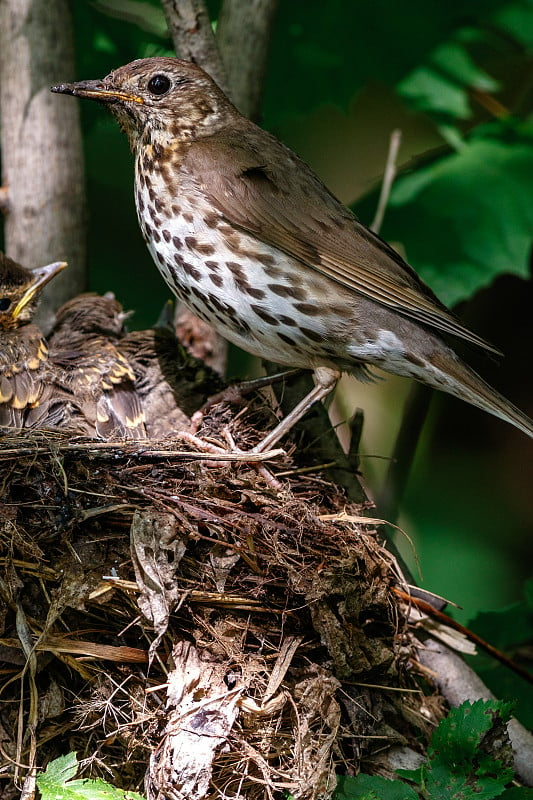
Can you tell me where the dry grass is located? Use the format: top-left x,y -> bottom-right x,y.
0,400 -> 436,799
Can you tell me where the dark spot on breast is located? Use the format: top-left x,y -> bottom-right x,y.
156,250 -> 166,265
209,273 -> 223,288
250,305 -> 279,326
196,243 -> 216,256
205,260 -> 220,272
137,195 -> 145,212
243,286 -> 265,299
233,318 -> 251,335
154,196 -> 164,213
256,253 -> 276,267
263,265 -> 283,278
148,187 -> 156,203
278,314 -> 298,327
277,332 -> 297,346
184,237 -> 215,256
267,283 -> 305,301
226,261 -> 246,280
145,223 -> 153,237
151,228 -> 161,243
299,326 -> 323,342
293,302 -> 319,316
190,285 -> 203,300
224,234 -> 243,254
171,203 -> 181,215
174,253 -> 202,282
172,236 -> 183,250
182,212 -> 194,224
203,212 -> 219,229
162,229 -> 171,243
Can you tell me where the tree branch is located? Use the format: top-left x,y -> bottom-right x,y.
418,638 -> 533,786
160,0 -> 229,94
217,0 -> 279,119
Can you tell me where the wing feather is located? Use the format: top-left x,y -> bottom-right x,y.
183,127 -> 499,354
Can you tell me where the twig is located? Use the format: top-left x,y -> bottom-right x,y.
371,128 -> 402,234
397,587 -> 533,687
0,438 -> 284,462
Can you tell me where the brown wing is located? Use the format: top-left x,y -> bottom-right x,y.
49,333 -> 145,439
0,326 -> 49,427
183,125 -> 498,354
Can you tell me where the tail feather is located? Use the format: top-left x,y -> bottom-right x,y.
422,352 -> 533,439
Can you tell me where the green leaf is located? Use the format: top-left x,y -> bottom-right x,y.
37,753 -> 145,800
421,700 -> 514,800
466,580 -> 533,730
39,752 -> 79,786
398,33 -> 499,120
500,789 -> 533,799
378,133 -> 533,306
334,773 -> 420,800
399,68 -> 473,119
491,0 -> 533,49
263,0 -> 513,124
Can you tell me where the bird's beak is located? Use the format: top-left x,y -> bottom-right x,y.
51,80 -> 144,105
12,261 -> 68,319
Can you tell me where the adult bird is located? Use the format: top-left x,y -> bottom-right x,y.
51,58 -> 533,448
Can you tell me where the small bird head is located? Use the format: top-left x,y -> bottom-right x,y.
52,293 -> 130,337
51,57 -> 236,150
0,254 -> 67,330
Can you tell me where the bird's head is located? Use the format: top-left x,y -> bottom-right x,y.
51,57 -> 236,150
52,293 -> 130,337
0,255 -> 67,330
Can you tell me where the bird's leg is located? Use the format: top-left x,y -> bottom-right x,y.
252,367 -> 340,454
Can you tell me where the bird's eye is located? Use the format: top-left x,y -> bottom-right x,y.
0,298 -> 11,311
147,74 -> 171,96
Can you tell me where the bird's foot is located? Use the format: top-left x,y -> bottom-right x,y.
177,429 -> 284,489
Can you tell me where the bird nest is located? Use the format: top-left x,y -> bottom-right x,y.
0,396 -> 433,800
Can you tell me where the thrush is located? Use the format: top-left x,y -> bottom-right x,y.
0,253 -> 67,428
52,58 -> 533,448
48,293 -> 146,439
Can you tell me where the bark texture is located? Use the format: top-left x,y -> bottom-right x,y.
217,0 -> 279,119
0,0 -> 87,332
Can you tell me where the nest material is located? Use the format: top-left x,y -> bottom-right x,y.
0,399 -> 434,800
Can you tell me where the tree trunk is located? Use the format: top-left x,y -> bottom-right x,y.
0,0 -> 87,332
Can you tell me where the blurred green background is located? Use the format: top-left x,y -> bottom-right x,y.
25,2 -> 533,660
